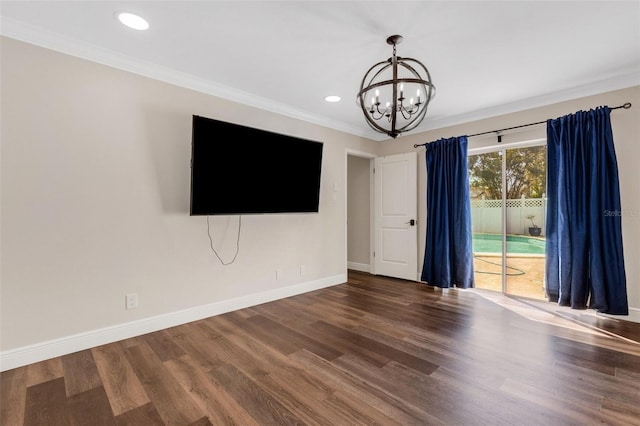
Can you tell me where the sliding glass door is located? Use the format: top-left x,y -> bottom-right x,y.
469,142 -> 547,300
469,150 -> 504,294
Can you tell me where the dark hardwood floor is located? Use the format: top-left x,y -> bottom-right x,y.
2,270 -> 640,425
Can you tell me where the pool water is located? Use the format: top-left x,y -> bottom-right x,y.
472,233 -> 545,255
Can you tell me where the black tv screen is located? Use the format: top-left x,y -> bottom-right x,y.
190,115 -> 323,215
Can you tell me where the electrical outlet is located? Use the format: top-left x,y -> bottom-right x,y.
126,293 -> 138,310
276,269 -> 282,281
300,265 -> 305,276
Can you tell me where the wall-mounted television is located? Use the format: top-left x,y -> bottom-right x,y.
190,115 -> 323,215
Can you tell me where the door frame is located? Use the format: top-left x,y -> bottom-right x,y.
345,149 -> 376,274
345,149 -> 418,281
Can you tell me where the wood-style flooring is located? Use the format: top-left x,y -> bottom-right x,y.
2,270 -> 640,425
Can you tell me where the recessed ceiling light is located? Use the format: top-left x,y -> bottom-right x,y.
117,12 -> 149,31
324,95 -> 341,103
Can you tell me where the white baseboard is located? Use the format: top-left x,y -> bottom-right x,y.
599,306 -> 640,323
0,274 -> 346,372
347,261 -> 370,273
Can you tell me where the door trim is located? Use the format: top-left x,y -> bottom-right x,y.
345,149 -> 376,276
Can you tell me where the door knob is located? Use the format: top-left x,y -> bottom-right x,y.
406,219 -> 416,226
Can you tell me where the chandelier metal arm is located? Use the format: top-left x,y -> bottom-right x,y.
356,78 -> 433,100
357,60 -> 390,95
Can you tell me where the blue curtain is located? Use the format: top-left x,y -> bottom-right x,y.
421,136 -> 474,288
546,107 -> 628,315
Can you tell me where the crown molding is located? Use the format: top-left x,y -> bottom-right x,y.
417,71 -> 640,134
0,17 -> 371,139
2,17 -> 637,143
337,70 -> 640,143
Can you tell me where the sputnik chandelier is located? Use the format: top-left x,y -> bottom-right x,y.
357,35 -> 435,138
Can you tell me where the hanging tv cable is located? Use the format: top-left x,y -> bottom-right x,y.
206,215 -> 241,265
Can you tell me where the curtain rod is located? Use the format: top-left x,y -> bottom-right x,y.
413,102 -> 632,148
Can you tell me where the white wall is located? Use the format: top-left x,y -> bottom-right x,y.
379,85 -> 640,321
0,37 -> 379,368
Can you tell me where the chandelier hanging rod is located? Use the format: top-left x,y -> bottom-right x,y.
413,102 -> 632,148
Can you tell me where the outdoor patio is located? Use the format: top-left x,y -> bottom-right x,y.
470,194 -> 547,300
473,254 -> 546,300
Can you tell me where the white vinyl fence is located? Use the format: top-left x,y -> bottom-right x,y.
470,197 -> 546,236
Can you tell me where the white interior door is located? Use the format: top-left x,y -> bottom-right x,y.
373,152 -> 418,281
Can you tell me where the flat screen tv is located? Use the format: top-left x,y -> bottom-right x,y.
190,115 -> 323,215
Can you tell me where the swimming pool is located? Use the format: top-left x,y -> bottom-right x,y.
472,233 -> 545,255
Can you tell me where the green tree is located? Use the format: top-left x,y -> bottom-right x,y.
468,146 -> 546,200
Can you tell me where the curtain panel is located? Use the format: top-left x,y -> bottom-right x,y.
546,107 -> 628,315
421,136 -> 474,289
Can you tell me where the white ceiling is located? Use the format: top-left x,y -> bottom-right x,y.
1,1 -> 639,141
